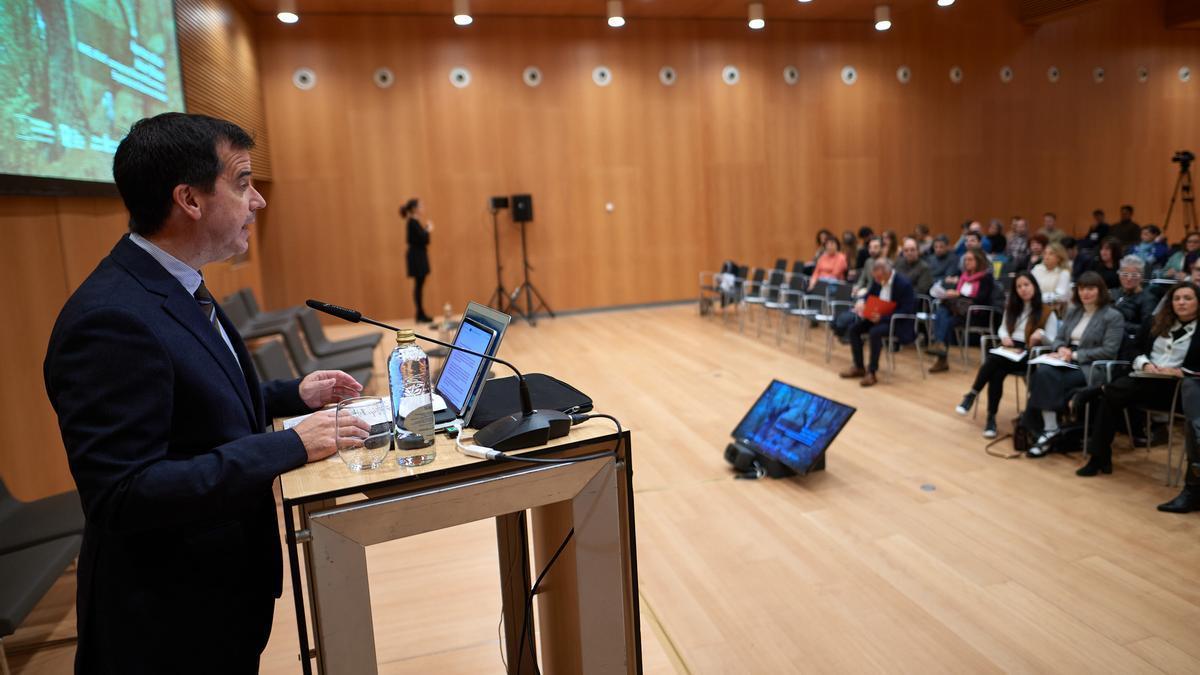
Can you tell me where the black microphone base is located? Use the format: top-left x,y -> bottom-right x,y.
474,409 -> 572,453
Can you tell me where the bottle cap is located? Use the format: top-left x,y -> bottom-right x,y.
395,329 -> 416,344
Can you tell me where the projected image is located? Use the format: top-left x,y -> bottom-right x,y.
732,380 -> 856,474
0,0 -> 185,183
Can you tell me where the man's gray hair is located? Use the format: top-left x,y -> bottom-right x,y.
1119,255 -> 1145,273
875,257 -> 894,272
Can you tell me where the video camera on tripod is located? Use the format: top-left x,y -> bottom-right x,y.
1172,150 -> 1194,172
1165,149 -> 1196,234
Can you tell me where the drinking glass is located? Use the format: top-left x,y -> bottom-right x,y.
335,396 -> 392,471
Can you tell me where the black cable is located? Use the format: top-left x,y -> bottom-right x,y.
492,413 -> 624,465
516,527 -> 576,675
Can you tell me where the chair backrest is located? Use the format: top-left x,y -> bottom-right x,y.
736,265 -> 749,280
828,281 -> 854,303
239,288 -> 262,317
251,339 -> 297,381
298,308 -> 333,352
280,323 -> 317,374
773,258 -> 787,272
220,292 -> 252,329
765,269 -> 786,301
745,268 -> 766,296
790,260 -> 805,277
785,274 -> 806,307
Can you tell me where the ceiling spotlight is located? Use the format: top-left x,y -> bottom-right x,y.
277,0 -> 298,24
453,0 -> 473,26
748,2 -> 765,30
874,5 -> 891,31
276,11 -> 298,23
937,0 -> 955,6
607,0 -> 625,27
798,0 -> 813,3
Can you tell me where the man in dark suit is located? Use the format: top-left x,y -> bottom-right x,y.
839,258 -> 917,387
43,113 -> 368,673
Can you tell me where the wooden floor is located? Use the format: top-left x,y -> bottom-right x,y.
11,304 -> 1200,673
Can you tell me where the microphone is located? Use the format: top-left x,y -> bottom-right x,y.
305,299 -> 570,452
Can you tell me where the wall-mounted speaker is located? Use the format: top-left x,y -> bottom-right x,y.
490,195 -> 509,210
512,194 -> 533,222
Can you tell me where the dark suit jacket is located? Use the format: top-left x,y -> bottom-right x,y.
44,236 -> 313,673
406,217 -> 430,277
867,272 -> 918,343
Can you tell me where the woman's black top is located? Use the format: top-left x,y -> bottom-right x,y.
406,217 -> 430,278
1086,258 -> 1119,291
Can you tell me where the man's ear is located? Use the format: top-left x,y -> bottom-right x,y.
172,184 -> 202,221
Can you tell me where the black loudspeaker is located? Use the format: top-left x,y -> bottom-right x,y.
512,194 -> 533,222
490,195 -> 509,210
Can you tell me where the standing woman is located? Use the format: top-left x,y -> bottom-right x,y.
402,198 -> 434,323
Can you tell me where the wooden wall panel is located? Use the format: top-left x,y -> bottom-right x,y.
176,0 -> 274,180
255,0 -> 1198,320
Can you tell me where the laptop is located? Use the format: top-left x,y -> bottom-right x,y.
431,302 -> 512,429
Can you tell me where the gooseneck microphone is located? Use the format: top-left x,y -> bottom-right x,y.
305,299 -> 569,452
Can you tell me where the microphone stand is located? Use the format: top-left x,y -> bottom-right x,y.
486,206 -> 510,312
306,299 -> 571,452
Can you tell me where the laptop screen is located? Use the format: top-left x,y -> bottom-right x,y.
730,380 -> 856,474
436,317 -> 497,415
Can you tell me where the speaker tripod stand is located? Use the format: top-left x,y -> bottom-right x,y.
1164,160 -> 1196,235
508,220 -> 554,326
486,207 -> 510,312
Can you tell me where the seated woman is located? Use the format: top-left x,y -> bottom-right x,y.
809,235 -> 848,290
1024,271 -> 1126,457
1085,237 -> 1122,291
1031,241 -> 1072,307
1159,231 -> 1200,280
954,272 -> 1056,437
804,229 -> 834,275
1079,282 -> 1200,476
928,248 -> 994,373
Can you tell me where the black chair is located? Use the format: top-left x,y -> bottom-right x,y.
253,339 -> 372,392
281,324 -> 375,380
239,288 -> 302,324
0,535 -> 82,669
221,291 -> 294,340
298,308 -> 382,357
0,479 -> 84,556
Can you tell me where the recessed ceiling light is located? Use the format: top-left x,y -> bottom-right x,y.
276,11 -> 298,23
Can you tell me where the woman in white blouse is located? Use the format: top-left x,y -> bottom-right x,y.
1030,242 -> 1072,306
955,272 -> 1058,437
1079,282 -> 1200,476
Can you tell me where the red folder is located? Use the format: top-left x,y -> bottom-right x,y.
863,295 -> 897,319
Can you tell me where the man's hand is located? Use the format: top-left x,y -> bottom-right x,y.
299,370 -> 363,409
868,312 -> 881,323
292,409 -> 369,463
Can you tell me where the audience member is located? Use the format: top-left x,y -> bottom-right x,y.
1079,282 -> 1200,476
1160,231 -> 1200,279
1131,224 -> 1168,268
955,272 -> 1056,437
895,237 -> 933,295
881,229 -> 899,261
1006,217 -> 1030,269
855,226 -> 875,270
1111,255 -> 1159,337
928,248 -> 994,373
927,235 -> 959,283
914,223 -> 934,256
1024,272 -> 1124,457
956,221 -> 993,256
985,219 -> 1007,257
1031,241 -> 1072,306
1158,377 -> 1200,513
841,230 -> 859,272
1023,233 -> 1048,272
1040,212 -> 1064,244
838,258 -> 917,387
1080,209 -> 1110,252
809,236 -> 848,289
1084,237 -> 1122,290
854,237 -> 885,295
1110,204 -> 1140,246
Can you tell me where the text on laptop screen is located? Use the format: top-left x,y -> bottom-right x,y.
436,319 -> 496,413
731,380 -> 856,473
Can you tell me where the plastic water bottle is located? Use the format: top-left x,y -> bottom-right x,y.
387,329 -> 436,465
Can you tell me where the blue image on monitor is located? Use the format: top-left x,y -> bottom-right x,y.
731,380 -> 856,474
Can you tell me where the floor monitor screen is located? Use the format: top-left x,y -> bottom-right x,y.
731,380 -> 856,474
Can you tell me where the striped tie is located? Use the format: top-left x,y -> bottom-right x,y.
194,280 -> 222,334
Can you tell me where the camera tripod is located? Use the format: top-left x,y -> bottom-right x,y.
507,219 -> 555,327
1164,160 -> 1196,235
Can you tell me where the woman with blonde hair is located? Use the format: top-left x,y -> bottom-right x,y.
1031,241 -> 1072,306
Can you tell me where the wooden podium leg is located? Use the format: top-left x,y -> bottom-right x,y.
496,512 -> 537,674
533,460 -> 628,675
309,517 -> 377,675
